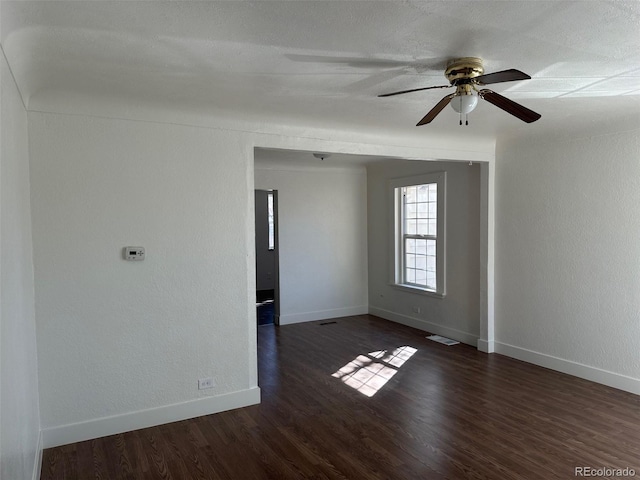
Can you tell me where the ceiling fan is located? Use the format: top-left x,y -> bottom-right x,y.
378,57 -> 541,126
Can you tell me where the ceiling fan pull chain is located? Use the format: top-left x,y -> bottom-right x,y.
465,114 -> 469,126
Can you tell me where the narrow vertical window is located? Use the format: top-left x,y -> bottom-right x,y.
267,191 -> 275,251
401,183 -> 437,290
390,173 -> 446,296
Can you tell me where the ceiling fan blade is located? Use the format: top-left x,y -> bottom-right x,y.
416,94 -> 456,125
475,69 -> 531,85
480,89 -> 541,123
378,84 -> 451,98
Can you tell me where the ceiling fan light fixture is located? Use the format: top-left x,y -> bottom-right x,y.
451,90 -> 478,114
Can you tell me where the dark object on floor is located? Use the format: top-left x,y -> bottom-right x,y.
257,301 -> 274,325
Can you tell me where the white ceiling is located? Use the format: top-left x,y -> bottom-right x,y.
2,1 -> 640,140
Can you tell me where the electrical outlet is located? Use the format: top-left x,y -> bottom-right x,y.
412,306 -> 421,314
198,377 -> 214,390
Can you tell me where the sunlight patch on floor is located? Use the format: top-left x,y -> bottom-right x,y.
331,346 -> 417,397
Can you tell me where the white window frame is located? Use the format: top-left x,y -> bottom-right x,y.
389,172 -> 446,297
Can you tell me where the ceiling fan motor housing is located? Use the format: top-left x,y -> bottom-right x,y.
445,57 -> 485,84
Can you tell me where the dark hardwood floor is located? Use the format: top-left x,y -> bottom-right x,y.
41,315 -> 640,479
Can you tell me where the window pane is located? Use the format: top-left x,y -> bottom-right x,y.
406,254 -> 416,268
428,219 -> 437,236
406,203 -> 417,217
426,239 -> 436,256
415,255 -> 426,270
416,270 -> 427,286
267,192 -> 275,250
405,268 -> 416,284
426,255 -> 435,270
415,239 -> 427,255
417,184 -> 429,202
426,272 -> 436,289
406,238 -> 416,254
429,184 -> 437,201
417,219 -> 428,235
404,186 -> 416,203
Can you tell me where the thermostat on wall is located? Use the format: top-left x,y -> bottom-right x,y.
124,247 -> 145,261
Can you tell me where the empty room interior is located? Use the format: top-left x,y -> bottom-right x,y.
2,2 -> 639,479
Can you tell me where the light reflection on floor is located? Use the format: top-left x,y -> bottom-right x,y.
331,346 -> 417,397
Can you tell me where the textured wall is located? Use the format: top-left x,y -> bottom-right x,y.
495,129 -> 640,381
367,160 -> 482,343
1,51 -> 40,480
27,102 -> 493,444
29,112 -> 257,430
255,160 -> 368,324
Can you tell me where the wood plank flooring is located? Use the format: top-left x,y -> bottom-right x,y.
41,315 -> 640,479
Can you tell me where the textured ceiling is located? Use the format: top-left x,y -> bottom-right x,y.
2,1 -> 639,140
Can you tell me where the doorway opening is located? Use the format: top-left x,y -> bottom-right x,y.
255,189 -> 279,326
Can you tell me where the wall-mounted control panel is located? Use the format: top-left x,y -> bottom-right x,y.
124,246 -> 145,261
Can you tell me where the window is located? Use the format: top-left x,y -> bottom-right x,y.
390,172 -> 446,296
267,191 -> 275,251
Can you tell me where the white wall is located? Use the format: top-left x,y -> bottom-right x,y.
254,190 -> 275,292
368,160 -> 481,345
29,112 -> 260,447
26,97 -> 493,448
255,157 -> 368,324
495,129 -> 640,394
0,50 -> 41,480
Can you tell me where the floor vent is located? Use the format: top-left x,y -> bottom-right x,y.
426,335 -> 459,346
320,321 -> 337,326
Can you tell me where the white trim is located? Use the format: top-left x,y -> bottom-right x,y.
370,306 -> 478,347
41,387 -> 261,449
389,283 -> 445,299
479,162 -> 495,352
477,339 -> 495,353
278,306 -> 368,325
495,342 -> 640,396
31,430 -> 43,480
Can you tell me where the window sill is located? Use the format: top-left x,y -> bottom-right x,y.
390,283 -> 446,299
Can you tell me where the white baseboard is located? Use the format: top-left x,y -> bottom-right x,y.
495,342 -> 640,396
477,339 -> 495,353
369,306 -> 478,347
279,305 -> 368,325
41,387 -> 261,449
32,430 -> 43,480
